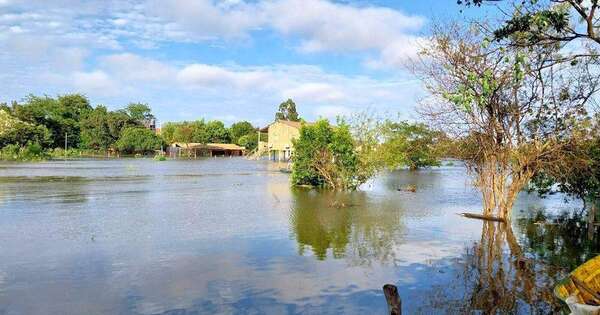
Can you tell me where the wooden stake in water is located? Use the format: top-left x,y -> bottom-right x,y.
383,284 -> 401,315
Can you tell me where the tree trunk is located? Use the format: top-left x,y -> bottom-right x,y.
588,200 -> 597,241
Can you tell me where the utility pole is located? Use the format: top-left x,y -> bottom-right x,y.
64,132 -> 67,160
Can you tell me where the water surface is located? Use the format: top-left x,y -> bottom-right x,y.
0,158 -> 596,314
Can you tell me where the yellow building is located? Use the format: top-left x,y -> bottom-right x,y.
259,120 -> 310,161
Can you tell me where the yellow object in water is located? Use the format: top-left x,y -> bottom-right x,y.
555,255 -> 600,314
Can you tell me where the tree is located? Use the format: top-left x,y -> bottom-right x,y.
10,94 -> 92,148
292,120 -> 370,190
529,115 -> 600,238
460,1 -> 600,64
123,102 -> 154,123
230,121 -> 255,143
115,127 -> 163,154
80,106 -> 138,150
414,23 -> 598,219
380,121 -> 442,170
205,120 -> 231,143
237,133 -> 258,151
275,99 -> 300,121
0,110 -> 51,148
80,106 -> 112,150
160,120 -> 218,145
173,124 -> 194,146
190,120 -> 210,144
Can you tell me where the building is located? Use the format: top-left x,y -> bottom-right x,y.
168,143 -> 246,157
259,120 -> 311,161
143,118 -> 156,132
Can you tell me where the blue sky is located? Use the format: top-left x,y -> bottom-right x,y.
0,0 -> 487,127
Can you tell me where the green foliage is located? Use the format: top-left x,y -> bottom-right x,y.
275,99 -> 300,121
380,121 -> 442,170
0,143 -> 48,161
0,110 -> 51,148
230,121 -> 255,141
159,122 -> 178,144
292,120 -> 365,190
237,133 -> 258,151
8,94 -> 93,148
162,119 -> 231,145
123,102 -> 154,122
115,127 -> 163,154
172,123 -> 195,144
80,106 -> 138,150
205,120 -> 231,143
530,128 -> 600,205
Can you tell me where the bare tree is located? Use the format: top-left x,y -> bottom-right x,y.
413,23 -> 598,219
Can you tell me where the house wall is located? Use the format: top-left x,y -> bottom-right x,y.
267,122 -> 300,152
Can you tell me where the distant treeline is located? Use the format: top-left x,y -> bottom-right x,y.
160,120 -> 263,151
0,94 -> 260,161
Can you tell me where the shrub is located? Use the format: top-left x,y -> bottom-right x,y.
291,120 -> 364,190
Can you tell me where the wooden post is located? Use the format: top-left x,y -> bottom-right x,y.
383,284 -> 401,315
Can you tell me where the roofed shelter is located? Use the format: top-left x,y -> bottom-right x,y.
168,143 -> 246,158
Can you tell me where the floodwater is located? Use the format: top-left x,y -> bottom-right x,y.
0,158 -> 597,314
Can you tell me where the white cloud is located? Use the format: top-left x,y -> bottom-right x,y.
143,0 -> 426,67
100,53 -> 176,82
0,0 -> 427,69
266,0 -> 424,54
72,70 -> 118,96
177,64 -> 271,89
146,0 -> 264,40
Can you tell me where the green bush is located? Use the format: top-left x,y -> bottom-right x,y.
0,143 -> 48,161
291,120 -> 364,190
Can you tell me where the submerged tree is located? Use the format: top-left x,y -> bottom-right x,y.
292,120 -> 375,190
414,23 -> 598,219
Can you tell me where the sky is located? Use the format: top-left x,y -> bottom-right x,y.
0,0 -> 485,127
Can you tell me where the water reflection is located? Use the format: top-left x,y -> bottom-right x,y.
1,159 -> 598,314
423,212 -> 600,314
518,211 -> 600,271
290,188 -> 405,265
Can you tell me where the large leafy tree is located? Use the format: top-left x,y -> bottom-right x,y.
80,106 -> 138,150
115,127 -> 163,154
275,99 -> 300,121
205,120 -> 231,143
230,121 -> 255,142
10,94 -> 92,148
123,102 -> 155,124
172,124 -> 194,145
